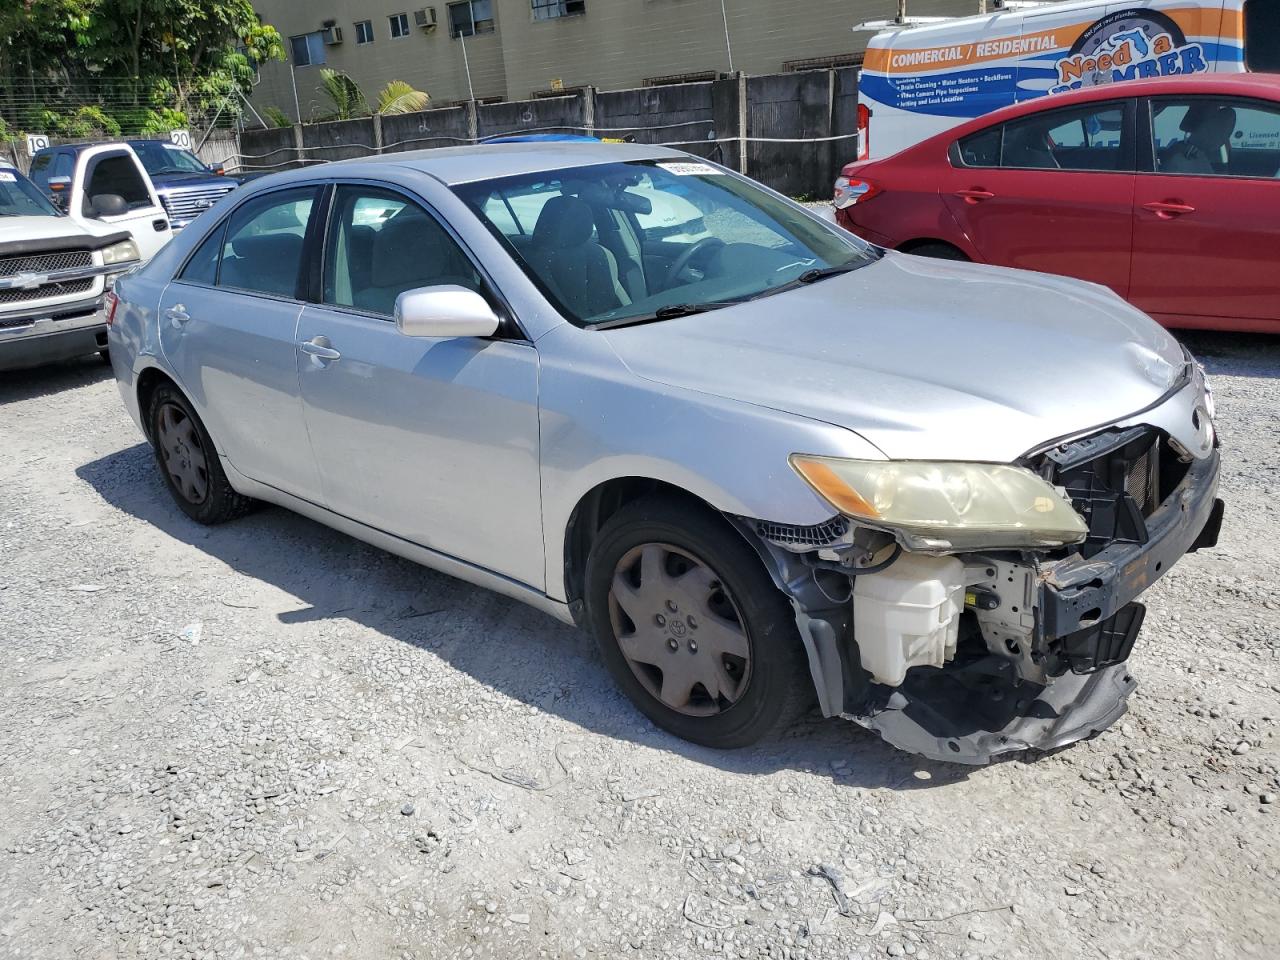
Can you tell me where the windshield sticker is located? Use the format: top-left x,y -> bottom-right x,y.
0,172 -> 16,182
657,161 -> 722,176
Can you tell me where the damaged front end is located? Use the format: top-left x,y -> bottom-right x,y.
737,422 -> 1224,765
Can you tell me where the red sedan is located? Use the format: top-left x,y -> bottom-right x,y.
834,74 -> 1280,334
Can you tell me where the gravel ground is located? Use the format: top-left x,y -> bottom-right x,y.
1,330 -> 1277,960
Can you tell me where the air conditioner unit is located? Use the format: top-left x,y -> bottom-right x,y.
415,7 -> 438,31
324,26 -> 343,45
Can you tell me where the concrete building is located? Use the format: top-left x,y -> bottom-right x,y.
247,0 -> 975,121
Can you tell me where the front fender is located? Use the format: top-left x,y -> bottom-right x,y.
536,325 -> 884,601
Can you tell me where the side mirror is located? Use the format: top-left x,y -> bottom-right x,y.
89,193 -> 128,218
47,176 -> 71,210
395,285 -> 500,339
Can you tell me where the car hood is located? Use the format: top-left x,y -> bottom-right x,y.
602,253 -> 1188,462
0,215 -> 105,244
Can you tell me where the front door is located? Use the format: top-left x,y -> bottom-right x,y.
158,185 -> 325,500
71,145 -> 171,260
1130,94 -> 1280,329
941,98 -> 1137,296
296,184 -> 544,589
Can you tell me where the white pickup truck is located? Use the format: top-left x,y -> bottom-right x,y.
0,161 -> 141,371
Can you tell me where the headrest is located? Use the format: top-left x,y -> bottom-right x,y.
230,231 -> 303,263
532,195 -> 596,249
1179,102 -> 1216,134
371,212 -> 440,288
1189,107 -> 1236,153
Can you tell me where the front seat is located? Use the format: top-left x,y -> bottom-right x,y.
530,195 -> 631,318
1161,105 -> 1236,175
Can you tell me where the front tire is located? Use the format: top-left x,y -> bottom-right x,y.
584,497 -> 812,748
148,384 -> 255,525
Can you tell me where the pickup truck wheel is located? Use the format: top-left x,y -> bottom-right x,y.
148,384 -> 255,525
585,498 -> 812,748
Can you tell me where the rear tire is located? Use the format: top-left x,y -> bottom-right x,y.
148,384 -> 255,525
904,242 -> 969,261
584,497 -> 812,748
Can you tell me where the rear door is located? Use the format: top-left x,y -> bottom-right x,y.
157,185 -> 326,500
940,98 -> 1137,295
70,145 -> 170,259
1130,94 -> 1280,328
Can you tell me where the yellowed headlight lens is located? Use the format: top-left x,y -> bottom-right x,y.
789,455 -> 1088,550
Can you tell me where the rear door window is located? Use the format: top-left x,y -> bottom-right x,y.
216,188 -> 318,298
1151,97 -> 1280,178
1245,0 -> 1280,72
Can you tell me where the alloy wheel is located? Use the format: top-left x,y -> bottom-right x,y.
607,542 -> 752,717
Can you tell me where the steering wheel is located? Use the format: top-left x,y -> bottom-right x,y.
664,237 -> 726,289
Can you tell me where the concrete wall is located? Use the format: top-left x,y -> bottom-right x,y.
236,66 -> 857,196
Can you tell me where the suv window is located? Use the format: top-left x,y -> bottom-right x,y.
1245,0 -> 1280,72
956,103 -> 1127,172
217,188 -> 317,298
1151,97 -> 1280,178
323,185 -> 482,317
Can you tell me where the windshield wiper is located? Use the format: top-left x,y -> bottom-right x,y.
590,301 -> 744,331
795,263 -> 864,284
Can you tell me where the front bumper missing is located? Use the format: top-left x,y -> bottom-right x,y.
847,449 -> 1223,765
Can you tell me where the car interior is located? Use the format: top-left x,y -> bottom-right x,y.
459,164 -> 866,326
82,154 -> 153,214
1154,101 -> 1280,178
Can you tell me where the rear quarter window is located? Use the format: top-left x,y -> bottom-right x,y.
956,127 -> 1001,167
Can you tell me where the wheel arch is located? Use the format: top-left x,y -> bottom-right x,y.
897,237 -> 971,259
135,365 -> 183,443
561,476 -> 725,616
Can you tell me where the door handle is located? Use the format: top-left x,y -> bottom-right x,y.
164,304 -> 190,326
1142,200 -> 1196,219
153,218 -> 170,232
955,189 -> 996,203
299,336 -> 341,362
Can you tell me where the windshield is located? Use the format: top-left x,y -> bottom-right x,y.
130,141 -> 210,176
453,159 -> 880,327
0,168 -> 61,217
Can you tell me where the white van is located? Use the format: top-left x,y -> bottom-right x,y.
856,0 -> 1277,160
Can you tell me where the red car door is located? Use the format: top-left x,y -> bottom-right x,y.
941,99 -> 1137,297
1130,94 -> 1280,331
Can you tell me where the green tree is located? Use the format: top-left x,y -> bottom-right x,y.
376,81 -> 430,116
0,0 -> 284,135
316,68 -> 369,121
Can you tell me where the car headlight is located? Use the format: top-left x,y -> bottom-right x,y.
790,455 -> 1089,551
101,239 -> 140,265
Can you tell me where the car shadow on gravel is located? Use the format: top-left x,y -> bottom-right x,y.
78,442 -> 979,791
0,355 -> 113,405
1177,330 -> 1280,379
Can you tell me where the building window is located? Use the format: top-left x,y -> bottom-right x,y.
354,20 -> 375,44
389,13 -> 411,38
448,0 -> 495,38
289,32 -> 326,67
532,0 -> 585,20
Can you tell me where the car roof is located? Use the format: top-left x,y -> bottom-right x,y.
312,141 -> 693,186
920,74 -> 1280,147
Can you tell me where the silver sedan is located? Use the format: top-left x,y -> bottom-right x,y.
107,142 -> 1223,763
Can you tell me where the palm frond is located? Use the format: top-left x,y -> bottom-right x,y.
377,80 -> 430,115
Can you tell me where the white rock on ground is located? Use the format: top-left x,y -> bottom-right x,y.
0,329 -> 1276,960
